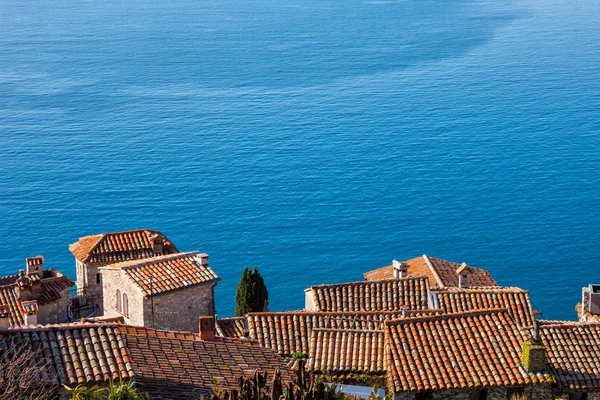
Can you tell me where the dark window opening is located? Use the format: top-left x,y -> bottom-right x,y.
416,391 -> 433,400
471,389 -> 488,400
96,273 -> 101,284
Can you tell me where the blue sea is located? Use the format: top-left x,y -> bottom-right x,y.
1,0 -> 599,320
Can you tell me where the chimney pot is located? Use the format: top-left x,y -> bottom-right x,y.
199,253 -> 209,267
25,256 -> 44,277
22,300 -> 38,326
392,260 -> 409,279
199,316 -> 215,341
457,263 -> 470,288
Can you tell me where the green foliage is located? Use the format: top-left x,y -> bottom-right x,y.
65,381 -> 148,400
292,351 -> 307,360
212,360 -> 342,400
107,380 -> 149,400
234,267 -> 269,316
64,384 -> 106,400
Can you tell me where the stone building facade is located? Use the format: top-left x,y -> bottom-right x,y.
69,229 -> 178,315
0,256 -> 73,328
100,251 -> 219,332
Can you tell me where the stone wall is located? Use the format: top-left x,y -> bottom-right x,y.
101,268 -> 145,327
144,283 -> 215,332
77,260 -> 107,314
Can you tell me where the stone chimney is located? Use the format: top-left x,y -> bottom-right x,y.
199,315 -> 215,341
521,319 -> 548,372
0,304 -> 10,329
150,234 -> 164,255
199,253 -> 209,267
457,263 -> 470,288
26,255 -> 44,277
15,270 -> 32,301
22,300 -> 39,326
392,260 -> 409,279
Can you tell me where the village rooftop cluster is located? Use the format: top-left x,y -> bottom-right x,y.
1,228 -> 599,400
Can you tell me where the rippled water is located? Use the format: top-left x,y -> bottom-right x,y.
1,0 -> 599,319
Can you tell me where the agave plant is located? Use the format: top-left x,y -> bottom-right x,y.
509,394 -> 529,400
64,384 -> 106,400
107,380 -> 149,400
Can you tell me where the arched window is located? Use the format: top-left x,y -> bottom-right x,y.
122,293 -> 129,317
116,289 -> 121,312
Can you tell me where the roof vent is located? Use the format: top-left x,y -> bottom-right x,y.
392,260 -> 409,279
589,284 -> 600,315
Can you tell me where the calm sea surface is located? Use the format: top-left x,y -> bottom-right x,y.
1,0 -> 599,320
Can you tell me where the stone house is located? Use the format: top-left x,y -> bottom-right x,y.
69,229 -> 179,315
0,316 -> 295,399
0,256 -> 73,328
100,251 -> 219,332
364,255 -> 497,288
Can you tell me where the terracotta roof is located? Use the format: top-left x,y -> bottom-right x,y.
0,271 -> 73,327
216,317 -> 247,338
310,328 -> 386,374
0,322 -> 294,397
0,285 -> 25,326
385,309 -> 555,393
364,255 -> 497,288
305,277 -> 430,312
100,251 -> 219,297
120,325 -> 294,398
244,310 -> 442,357
69,229 -> 179,264
0,322 -> 133,385
538,321 -> 600,391
38,275 -> 74,305
436,287 -> 535,327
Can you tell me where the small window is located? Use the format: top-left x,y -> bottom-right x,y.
122,293 -> 129,317
507,388 -> 525,399
116,289 -> 121,312
416,392 -> 433,400
471,389 -> 488,400
96,273 -> 101,284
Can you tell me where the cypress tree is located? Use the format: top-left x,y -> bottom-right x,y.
234,266 -> 269,316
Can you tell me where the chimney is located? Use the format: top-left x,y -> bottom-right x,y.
15,270 -> 32,301
150,234 -> 164,255
587,284 -> 600,315
0,304 -> 10,329
392,260 -> 409,279
521,316 -> 548,372
199,316 -> 215,341
22,300 -> 38,326
199,253 -> 209,267
457,263 -> 470,288
25,255 -> 44,277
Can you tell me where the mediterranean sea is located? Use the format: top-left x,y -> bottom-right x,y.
1,0 -> 599,320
